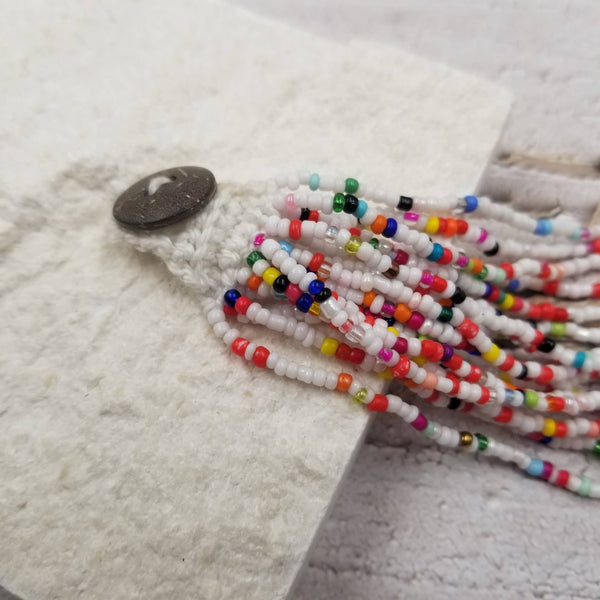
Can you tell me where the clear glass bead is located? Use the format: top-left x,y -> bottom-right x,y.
347,324 -> 366,343
325,226 -> 339,244
452,198 -> 467,215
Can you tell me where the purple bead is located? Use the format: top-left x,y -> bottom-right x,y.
420,271 -> 434,286
407,311 -> 425,330
477,229 -> 488,243
411,413 -> 428,431
457,255 -> 469,268
378,348 -> 393,361
381,302 -> 395,317
441,344 -> 454,362
394,249 -> 409,265
404,212 -> 419,222
253,233 -> 266,246
393,337 -> 408,354
541,461 -> 553,480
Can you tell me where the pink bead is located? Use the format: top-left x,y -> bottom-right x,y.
378,348 -> 393,362
393,337 -> 408,354
381,303 -> 395,317
253,233 -> 266,247
394,249 -> 409,265
457,255 -> 469,268
420,271 -> 434,286
407,311 -> 425,330
477,229 -> 488,243
411,413 -> 428,431
285,283 -> 303,303
541,461 -> 553,480
404,212 -> 419,222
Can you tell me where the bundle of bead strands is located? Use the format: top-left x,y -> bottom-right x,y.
206,171 -> 600,498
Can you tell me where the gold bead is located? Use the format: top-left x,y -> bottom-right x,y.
459,431 -> 473,447
353,388 -> 368,404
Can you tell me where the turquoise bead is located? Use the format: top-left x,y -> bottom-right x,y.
578,476 -> 592,497
573,351 -> 586,369
309,173 -> 320,191
427,243 -> 444,262
279,240 -> 293,254
355,199 -> 368,218
526,458 -> 544,477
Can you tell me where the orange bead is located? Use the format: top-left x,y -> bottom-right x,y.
444,218 -> 458,237
370,214 -> 388,235
393,303 -> 412,323
422,372 -> 438,390
336,372 -> 353,392
470,258 -> 484,274
248,274 -> 262,291
363,290 -> 376,307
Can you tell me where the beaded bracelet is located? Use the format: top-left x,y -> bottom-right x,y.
116,169 -> 600,498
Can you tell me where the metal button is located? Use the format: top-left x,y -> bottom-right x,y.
113,166 -> 217,230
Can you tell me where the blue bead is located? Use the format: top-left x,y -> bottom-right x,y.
224,288 -> 241,307
526,458 -> 544,477
355,199 -> 368,219
534,219 -> 552,236
573,351 -> 586,369
382,218 -> 398,238
427,243 -> 444,262
507,279 -> 520,292
482,282 -> 493,298
464,195 -> 479,213
309,173 -> 320,191
308,279 -> 324,296
279,240 -> 293,254
539,436 -> 553,445
296,293 -> 314,313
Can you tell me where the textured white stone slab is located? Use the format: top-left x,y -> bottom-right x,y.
0,1 -> 511,599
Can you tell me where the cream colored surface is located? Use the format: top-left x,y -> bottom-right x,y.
0,1 -> 510,598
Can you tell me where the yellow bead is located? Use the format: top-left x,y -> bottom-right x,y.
481,344 -> 500,362
424,217 -> 439,235
345,235 -> 362,254
378,368 -> 394,380
262,267 -> 281,286
309,302 -> 321,316
353,388 -> 368,404
542,418 -> 557,437
387,326 -> 399,336
499,294 -> 514,310
321,337 -> 339,355
413,355 -> 427,367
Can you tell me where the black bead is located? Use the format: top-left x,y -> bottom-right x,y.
315,287 -> 332,303
447,397 -> 461,410
483,242 -> 500,257
273,274 -> 290,293
451,287 -> 466,304
343,194 -> 359,214
517,364 -> 528,380
538,337 -> 556,353
299,207 -> 310,221
396,195 -> 413,211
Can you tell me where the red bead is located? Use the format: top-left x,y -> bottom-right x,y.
308,210 -> 319,222
367,394 -> 389,412
431,275 -> 447,293
447,374 -> 460,395
439,248 -> 453,265
308,252 -> 325,272
392,355 -> 411,379
349,227 -> 361,237
488,287 -> 501,302
425,391 -> 439,403
349,348 -> 366,364
421,339 -> 441,360
537,365 -> 554,384
494,406 -> 513,423
554,307 -> 569,321
335,343 -> 352,361
235,295 -> 252,315
462,403 -> 474,413
437,218 -> 447,234
499,354 -> 515,372
457,319 -> 478,339
528,304 -> 542,320
592,238 -> 600,253
252,346 -> 270,368
289,219 -> 302,240
364,315 -> 376,326
466,365 -> 483,383
542,281 -> 559,296
478,386 -> 491,404
540,302 -> 555,320
593,283 -> 600,298
223,304 -> 237,317
500,262 -> 514,279
444,354 -> 463,371
539,262 -> 551,278
532,330 -> 545,346
511,297 -> 524,312
231,337 -> 250,357
555,469 -> 570,487
554,421 -> 568,437
456,219 -> 468,235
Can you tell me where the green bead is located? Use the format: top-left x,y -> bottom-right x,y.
368,238 -> 379,249
475,433 -> 488,451
593,440 -> 600,456
467,258 -> 475,271
438,306 -> 453,323
475,266 -> 488,280
524,390 -> 538,408
353,388 -> 368,404
497,290 -> 506,304
550,321 -> 566,337
246,250 -> 266,267
345,236 -> 362,254
424,423 -> 437,438
345,178 -> 359,194
494,269 -> 506,284
578,476 -> 592,497
333,193 -> 345,212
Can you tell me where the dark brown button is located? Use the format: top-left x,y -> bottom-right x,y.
113,166 -> 216,230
